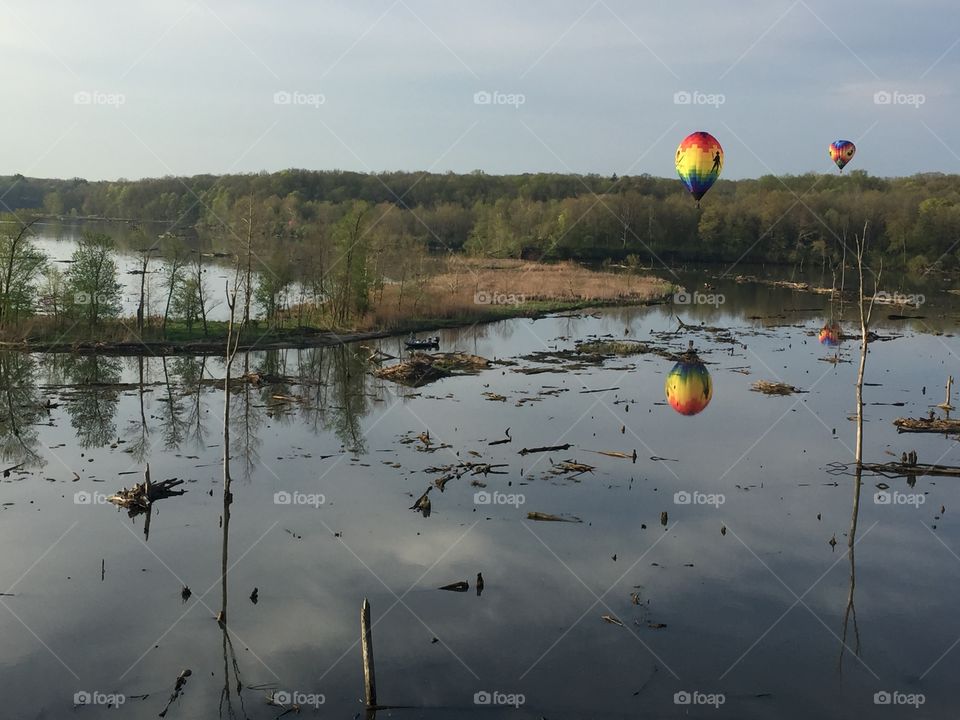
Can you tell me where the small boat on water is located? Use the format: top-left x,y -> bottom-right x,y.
405,334 -> 440,349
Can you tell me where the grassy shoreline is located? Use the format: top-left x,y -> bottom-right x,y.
0,294 -> 672,357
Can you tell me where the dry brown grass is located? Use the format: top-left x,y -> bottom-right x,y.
365,258 -> 669,329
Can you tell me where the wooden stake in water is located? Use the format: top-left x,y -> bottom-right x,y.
938,375 -> 954,411
361,598 -> 377,708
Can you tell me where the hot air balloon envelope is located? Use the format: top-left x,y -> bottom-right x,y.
829,140 -> 856,172
665,355 -> 713,416
676,132 -> 723,203
819,323 -> 841,346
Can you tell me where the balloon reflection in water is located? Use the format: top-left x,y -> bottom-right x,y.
665,353 -> 713,416
819,323 -> 842,347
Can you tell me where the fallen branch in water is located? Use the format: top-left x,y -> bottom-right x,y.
488,428 -> 512,446
158,669 -> 192,718
519,443 -> 572,455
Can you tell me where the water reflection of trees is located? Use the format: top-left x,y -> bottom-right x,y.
60,355 -> 123,448
0,353 -> 46,466
124,355 -> 151,462
0,341 -> 381,469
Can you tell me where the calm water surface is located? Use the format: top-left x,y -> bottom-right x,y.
1,277 -> 959,718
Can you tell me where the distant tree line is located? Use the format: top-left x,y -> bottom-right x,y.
1,169 -> 958,297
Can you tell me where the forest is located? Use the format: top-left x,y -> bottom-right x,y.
2,169 -> 959,272
0,168 -> 956,341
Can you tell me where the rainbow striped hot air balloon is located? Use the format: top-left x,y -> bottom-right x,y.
829,140 -> 856,172
676,131 -> 723,207
665,355 -> 713,416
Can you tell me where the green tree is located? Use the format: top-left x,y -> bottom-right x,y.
172,274 -> 203,333
66,232 -> 122,327
0,218 -> 46,327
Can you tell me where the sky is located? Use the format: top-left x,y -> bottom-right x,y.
1,0 -> 958,181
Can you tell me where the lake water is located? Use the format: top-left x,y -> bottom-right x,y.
1,275 -> 959,718
32,221 -> 238,321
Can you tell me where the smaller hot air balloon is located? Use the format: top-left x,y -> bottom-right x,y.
829,140 -> 856,172
676,131 -> 723,208
665,350 -> 713,416
818,322 -> 841,346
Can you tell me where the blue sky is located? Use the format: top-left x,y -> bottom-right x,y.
2,0 -> 957,180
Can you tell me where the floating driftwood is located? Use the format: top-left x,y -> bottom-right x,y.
438,581 -> 469,592
893,416 -> 960,434
862,461 -> 960,478
375,352 -> 489,387
107,465 -> 186,515
751,380 -> 803,396
488,428 -> 512,446
589,449 -> 638,462
427,461 -> 509,491
527,511 -> 582,522
734,275 -> 838,296
519,443 -> 572,455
